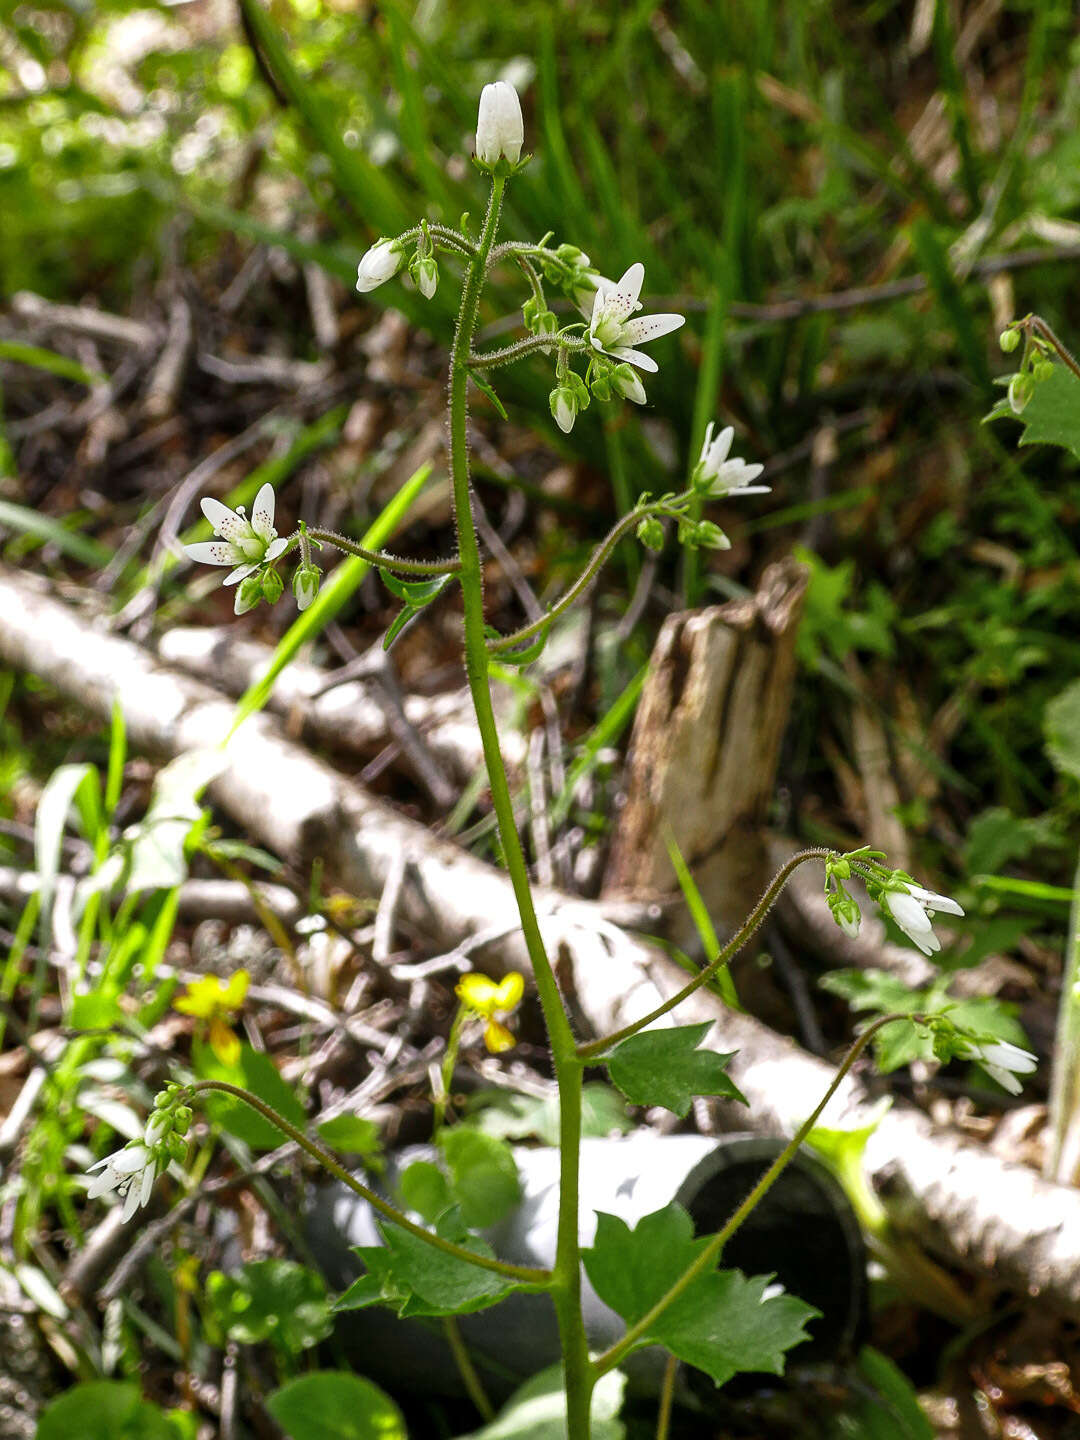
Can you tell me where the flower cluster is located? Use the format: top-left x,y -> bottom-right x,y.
825,850 -> 965,957
86,1088 -> 191,1221
999,318 -> 1056,414
184,482 -> 291,616
456,971 -> 524,1053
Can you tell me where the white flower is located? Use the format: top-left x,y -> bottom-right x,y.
586,263 -> 684,374
475,80 -> 524,167
356,239 -> 404,293
86,1142 -> 159,1221
183,482 -> 288,590
883,883 -> 964,956
696,423 -> 769,496
958,1038 -> 1037,1095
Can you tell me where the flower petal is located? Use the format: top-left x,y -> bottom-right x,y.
86,1168 -> 120,1199
251,482 -> 276,539
223,563 -> 258,587
608,346 -> 659,374
457,973 -> 498,1015
111,1145 -> 150,1175
493,971 -> 524,1012
140,1159 -> 157,1207
265,536 -> 289,563
885,891 -> 933,935
200,497 -> 249,542
907,885 -> 964,917
484,1020 -> 516,1054
184,541 -> 240,567
980,1041 -> 1037,1073
122,1175 -> 144,1221
609,263 -> 645,320
622,312 -> 685,345
984,1063 -> 1022,1095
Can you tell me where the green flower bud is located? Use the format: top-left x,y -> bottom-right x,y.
636,516 -> 665,551
998,327 -> 1020,354
293,563 -> 321,612
1008,371 -> 1035,414
692,520 -> 731,550
235,574 -> 263,616
550,385 -> 578,434
415,255 -> 438,299
261,567 -> 284,604
1033,358 -> 1054,383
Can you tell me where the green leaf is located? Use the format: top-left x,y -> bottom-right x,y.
383,603 -> 419,650
582,1204 -> 818,1387
206,1261 -> 332,1354
440,1127 -> 522,1229
468,368 -> 509,420
37,1383 -> 173,1440
0,339 -> 106,387
495,627 -> 552,668
1045,678 -> 1080,781
0,497 -> 113,567
605,1023 -> 747,1118
378,568 -> 455,606
398,1159 -> 453,1223
663,826 -> 740,1009
339,1220 -> 516,1317
267,1372 -> 407,1440
842,1346 -> 936,1440
466,1084 -> 631,1145
317,1114 -> 382,1163
199,1043 -> 307,1150
456,1362 -> 626,1439
989,363 -> 1080,462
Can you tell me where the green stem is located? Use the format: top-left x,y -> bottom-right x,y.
591,1011 -> 926,1379
656,1354 -> 678,1440
397,221 -> 478,258
448,174 -> 592,1440
434,1006 -> 467,1138
1028,315 -> 1080,380
298,528 -> 462,575
576,849 -> 834,1060
468,333 -> 589,370
443,1316 -> 495,1421
180,1080 -> 547,1285
486,498 -> 690,655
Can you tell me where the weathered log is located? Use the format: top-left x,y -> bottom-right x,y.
2,563 -> 1080,1318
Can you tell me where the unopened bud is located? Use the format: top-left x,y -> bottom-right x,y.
550,385 -> 578,434
293,563 -> 321,612
636,516 -> 665,551
235,574 -> 263,616
261,567 -> 284,604
999,327 -> 1020,354
1008,371 -> 1034,414
416,255 -> 438,300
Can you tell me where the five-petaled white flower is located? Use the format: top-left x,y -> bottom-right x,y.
86,1139 -> 160,1221
696,423 -> 769,496
356,239 -> 404,293
882,883 -> 964,956
957,1038 -> 1037,1095
184,482 -> 288,592
586,263 -> 684,373
475,81 -> 524,167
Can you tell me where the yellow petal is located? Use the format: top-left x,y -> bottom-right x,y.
209,1017 -> 242,1067
492,972 -> 524,1013
456,972 -> 499,1016
220,969 -> 250,1011
484,1020 -> 516,1054
174,975 -> 219,1018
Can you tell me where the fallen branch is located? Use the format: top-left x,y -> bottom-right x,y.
2,564 -> 1080,1317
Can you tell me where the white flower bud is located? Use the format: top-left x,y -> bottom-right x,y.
475,81 -> 524,168
416,255 -> 438,300
552,387 -> 577,434
356,239 -> 404,293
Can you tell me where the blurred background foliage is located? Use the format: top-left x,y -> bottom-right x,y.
3,0 -> 1080,932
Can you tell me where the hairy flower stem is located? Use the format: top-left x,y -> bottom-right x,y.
179,1080 -> 547,1284
577,849 -> 835,1060
486,498 -> 690,656
591,1011 -> 928,1379
294,528 -> 462,575
449,175 -> 594,1438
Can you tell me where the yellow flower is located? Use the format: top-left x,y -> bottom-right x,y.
455,971 -> 524,1054
174,971 -> 250,1066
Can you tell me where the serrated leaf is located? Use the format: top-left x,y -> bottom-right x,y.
605,1022 -> 747,1118
267,1372 -> 406,1440
988,363 -> 1080,461
440,1127 -> 522,1228
339,1220 -> 516,1317
466,1083 -> 632,1145
582,1204 -> 817,1388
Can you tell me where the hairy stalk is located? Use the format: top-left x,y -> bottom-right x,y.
486,497 -> 690,656
397,221 -> 479,259
591,1011 -> 925,1378
469,333 -> 590,370
577,849 -> 835,1060
448,175 -> 593,1438
1027,315 -> 1080,379
179,1080 -> 548,1285
295,527 -> 463,575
